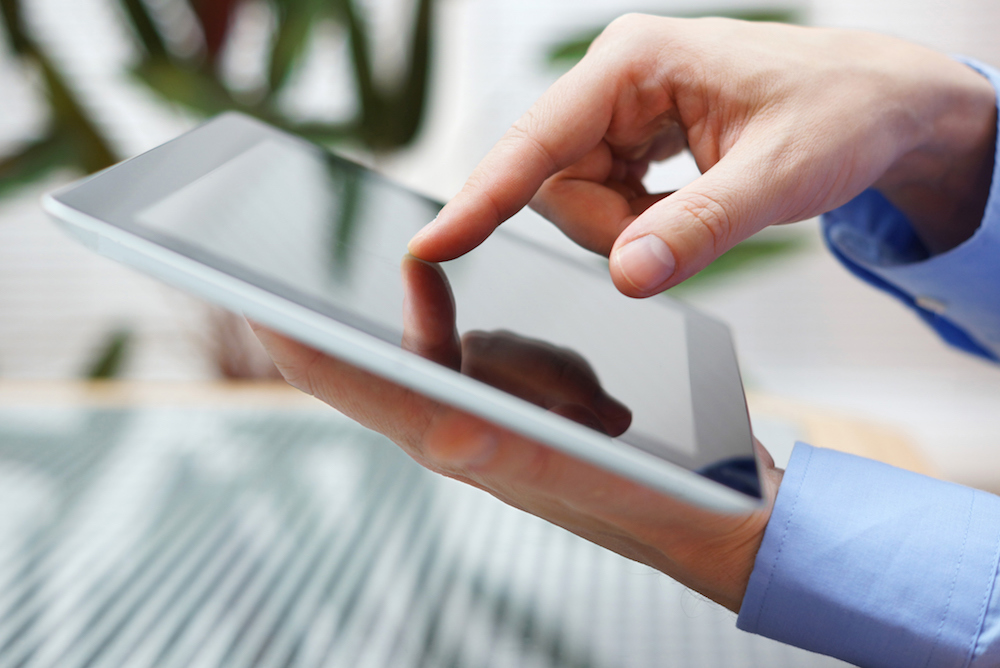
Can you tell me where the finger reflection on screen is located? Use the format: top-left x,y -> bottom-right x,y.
400,254 -> 462,370
400,255 -> 633,437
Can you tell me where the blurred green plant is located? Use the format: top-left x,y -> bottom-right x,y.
548,7 -> 805,293
666,235 -> 806,294
0,0 -> 434,378
85,328 -> 131,379
0,0 -> 117,197
130,0 -> 435,149
0,0 -> 435,197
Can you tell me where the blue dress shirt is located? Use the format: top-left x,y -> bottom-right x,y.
737,58 -> 1000,668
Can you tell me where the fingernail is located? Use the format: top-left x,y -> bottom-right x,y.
614,235 -> 675,293
408,215 -> 439,252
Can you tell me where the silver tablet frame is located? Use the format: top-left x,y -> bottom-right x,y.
43,113 -> 760,513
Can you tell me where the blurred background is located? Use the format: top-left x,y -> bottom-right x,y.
2,0 -> 1000,492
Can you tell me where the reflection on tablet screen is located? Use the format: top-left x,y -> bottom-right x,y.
134,135 -> 753,491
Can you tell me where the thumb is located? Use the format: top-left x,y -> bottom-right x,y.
608,149 -> 776,297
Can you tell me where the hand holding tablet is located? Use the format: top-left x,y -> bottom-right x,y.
44,108 -> 776,609
251,297 -> 781,617
45,113 -> 763,509
40,11 -> 1000,639
243,15 -> 994,615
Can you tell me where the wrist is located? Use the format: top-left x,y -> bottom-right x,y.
720,464 -> 784,612
685,459 -> 783,613
876,56 -> 997,254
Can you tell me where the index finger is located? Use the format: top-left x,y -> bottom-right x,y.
407,65 -> 616,261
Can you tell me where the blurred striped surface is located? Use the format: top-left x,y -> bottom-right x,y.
0,404 -> 850,667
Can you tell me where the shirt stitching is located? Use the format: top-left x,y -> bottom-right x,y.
754,444 -> 813,630
925,491 -> 975,668
962,492 -> 1000,668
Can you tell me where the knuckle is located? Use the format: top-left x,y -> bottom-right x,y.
414,404 -> 460,465
459,329 -> 485,351
674,191 -> 733,253
506,112 -> 559,175
283,348 -> 325,397
550,348 -> 595,393
459,330 -> 494,363
461,171 -> 506,230
603,12 -> 648,37
596,13 -> 665,54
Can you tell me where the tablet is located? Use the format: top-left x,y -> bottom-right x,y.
43,112 -> 761,512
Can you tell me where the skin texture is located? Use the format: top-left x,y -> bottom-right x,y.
255,18 -> 998,613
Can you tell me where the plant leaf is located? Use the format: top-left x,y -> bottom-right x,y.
134,56 -> 244,114
267,0 -> 327,95
0,135 -> 72,198
283,120 -> 357,144
667,237 -> 804,293
86,329 -> 131,379
0,0 -> 30,55
38,54 -> 118,172
119,0 -> 169,59
384,0 -> 432,148
547,29 -> 602,66
0,0 -> 123,195
135,54 -> 363,142
341,0 -> 435,150
0,10 -> 119,180
337,0 -> 378,139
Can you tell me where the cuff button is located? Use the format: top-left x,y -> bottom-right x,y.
915,295 -> 947,314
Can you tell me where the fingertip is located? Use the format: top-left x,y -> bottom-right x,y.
408,213 -> 491,262
593,392 -> 633,435
407,216 -> 439,258
610,234 -> 676,297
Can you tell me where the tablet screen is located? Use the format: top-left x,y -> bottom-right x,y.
60,117 -> 758,498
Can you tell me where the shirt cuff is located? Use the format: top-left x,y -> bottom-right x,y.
737,443 -> 1000,668
821,57 -> 1000,361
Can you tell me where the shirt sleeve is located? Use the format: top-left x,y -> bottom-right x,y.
737,59 -> 1000,666
737,443 -> 1000,668
820,57 -> 1000,361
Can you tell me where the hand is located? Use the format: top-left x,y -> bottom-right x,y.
409,16 -> 996,295
252,254 -> 784,612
